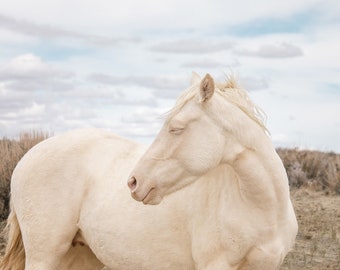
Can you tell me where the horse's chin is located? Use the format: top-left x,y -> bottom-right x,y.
142,189 -> 163,205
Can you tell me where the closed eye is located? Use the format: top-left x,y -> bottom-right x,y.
169,128 -> 185,135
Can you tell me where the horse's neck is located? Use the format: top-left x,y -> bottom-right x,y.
181,144 -> 291,230
174,134 -> 291,225
231,142 -> 290,211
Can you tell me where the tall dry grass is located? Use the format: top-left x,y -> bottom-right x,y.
277,148 -> 340,195
0,131 -> 50,221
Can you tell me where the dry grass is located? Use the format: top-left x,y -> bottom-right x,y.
277,148 -> 340,194
281,190 -> 340,269
277,149 -> 340,268
0,133 -> 339,268
0,131 -> 50,221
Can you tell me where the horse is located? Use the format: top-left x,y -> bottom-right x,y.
128,73 -> 298,268
0,72 -> 298,270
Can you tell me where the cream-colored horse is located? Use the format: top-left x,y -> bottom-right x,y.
128,73 -> 298,269
1,73 -> 297,270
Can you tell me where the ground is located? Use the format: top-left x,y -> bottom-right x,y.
281,189 -> 340,269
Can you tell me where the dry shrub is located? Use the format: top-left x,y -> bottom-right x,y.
0,131 -> 50,221
277,148 -> 340,194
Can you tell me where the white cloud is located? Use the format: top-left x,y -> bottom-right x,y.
271,133 -> 292,146
87,72 -> 187,92
0,54 -> 74,83
239,76 -> 269,91
121,107 -> 165,124
20,102 -> 45,116
0,0 -> 325,35
0,82 -> 37,115
150,39 -> 234,54
181,58 -> 239,69
0,13 -> 140,46
235,42 -> 303,58
87,72 -> 191,100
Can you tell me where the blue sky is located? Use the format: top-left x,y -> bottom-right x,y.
0,0 -> 339,152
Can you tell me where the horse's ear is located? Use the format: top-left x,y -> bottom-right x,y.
191,71 -> 201,86
200,73 -> 215,102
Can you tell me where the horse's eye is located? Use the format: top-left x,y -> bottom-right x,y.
169,128 -> 184,135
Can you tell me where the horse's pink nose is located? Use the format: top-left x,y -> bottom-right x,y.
128,176 -> 137,192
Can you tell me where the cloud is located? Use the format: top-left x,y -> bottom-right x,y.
0,93 -> 38,117
0,0 -> 325,35
227,8 -> 319,37
181,58 -> 239,69
0,55 -> 108,136
0,95 -> 105,137
121,107 -> 164,124
66,86 -> 158,107
150,38 -> 234,54
271,133 -> 293,147
235,42 -> 303,58
112,122 -> 161,139
0,54 -> 74,85
0,53 -> 76,126
239,76 -> 269,91
88,72 -> 187,91
0,13 -> 140,46
116,107 -> 165,139
0,82 -> 33,105
0,54 -> 76,121
0,53 -> 165,139
88,72 -> 191,100
6,102 -> 45,119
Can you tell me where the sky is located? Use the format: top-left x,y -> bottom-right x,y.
0,0 -> 339,152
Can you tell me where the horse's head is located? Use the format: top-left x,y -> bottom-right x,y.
128,72 -> 266,204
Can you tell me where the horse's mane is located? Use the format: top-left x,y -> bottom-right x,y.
216,75 -> 268,133
166,75 -> 268,133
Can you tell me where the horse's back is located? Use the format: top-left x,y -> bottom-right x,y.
12,128 -> 142,194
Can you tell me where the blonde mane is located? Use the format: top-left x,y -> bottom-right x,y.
166,75 -> 268,133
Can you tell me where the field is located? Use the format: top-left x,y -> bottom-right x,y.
281,190 -> 340,269
0,132 -> 339,269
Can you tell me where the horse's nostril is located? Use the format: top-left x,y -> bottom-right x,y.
128,176 -> 137,191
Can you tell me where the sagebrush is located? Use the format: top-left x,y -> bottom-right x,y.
277,148 -> 340,194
